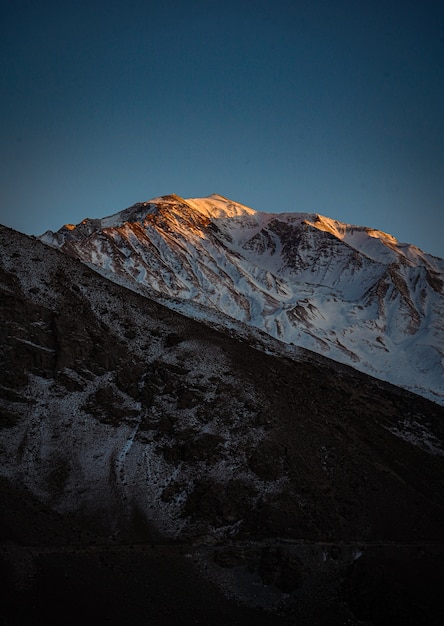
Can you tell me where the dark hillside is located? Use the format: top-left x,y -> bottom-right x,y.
1,225 -> 443,624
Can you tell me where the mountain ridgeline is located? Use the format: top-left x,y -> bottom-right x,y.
41,194 -> 444,406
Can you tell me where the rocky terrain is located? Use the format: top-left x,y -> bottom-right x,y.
1,223 -> 444,624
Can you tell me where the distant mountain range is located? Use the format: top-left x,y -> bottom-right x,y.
41,193 -> 444,405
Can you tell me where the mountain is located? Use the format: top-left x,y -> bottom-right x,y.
41,194 -> 444,406
1,224 -> 444,624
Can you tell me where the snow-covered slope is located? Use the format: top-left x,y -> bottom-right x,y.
41,193 -> 444,404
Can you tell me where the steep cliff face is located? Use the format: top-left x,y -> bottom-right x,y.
41,194 -> 444,405
2,224 -> 444,623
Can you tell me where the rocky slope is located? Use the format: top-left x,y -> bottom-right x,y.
41,194 -> 444,405
1,224 -> 444,624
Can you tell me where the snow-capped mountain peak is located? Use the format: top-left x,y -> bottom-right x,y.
40,194 -> 444,405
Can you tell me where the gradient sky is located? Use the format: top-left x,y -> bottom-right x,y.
1,0 -> 443,257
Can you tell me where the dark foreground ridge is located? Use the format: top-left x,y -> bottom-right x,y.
1,224 -> 444,625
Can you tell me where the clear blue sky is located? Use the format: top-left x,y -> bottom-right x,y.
1,0 -> 443,257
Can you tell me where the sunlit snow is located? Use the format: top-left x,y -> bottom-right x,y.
40,194 -> 444,405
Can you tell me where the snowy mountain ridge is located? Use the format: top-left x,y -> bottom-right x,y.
41,193 -> 444,405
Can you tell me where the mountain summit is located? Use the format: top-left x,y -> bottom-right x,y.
41,194 -> 444,405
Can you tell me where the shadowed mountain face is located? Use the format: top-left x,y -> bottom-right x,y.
1,224 -> 444,624
41,193 -> 444,405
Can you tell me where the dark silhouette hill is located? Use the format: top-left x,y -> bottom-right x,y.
1,224 -> 443,624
